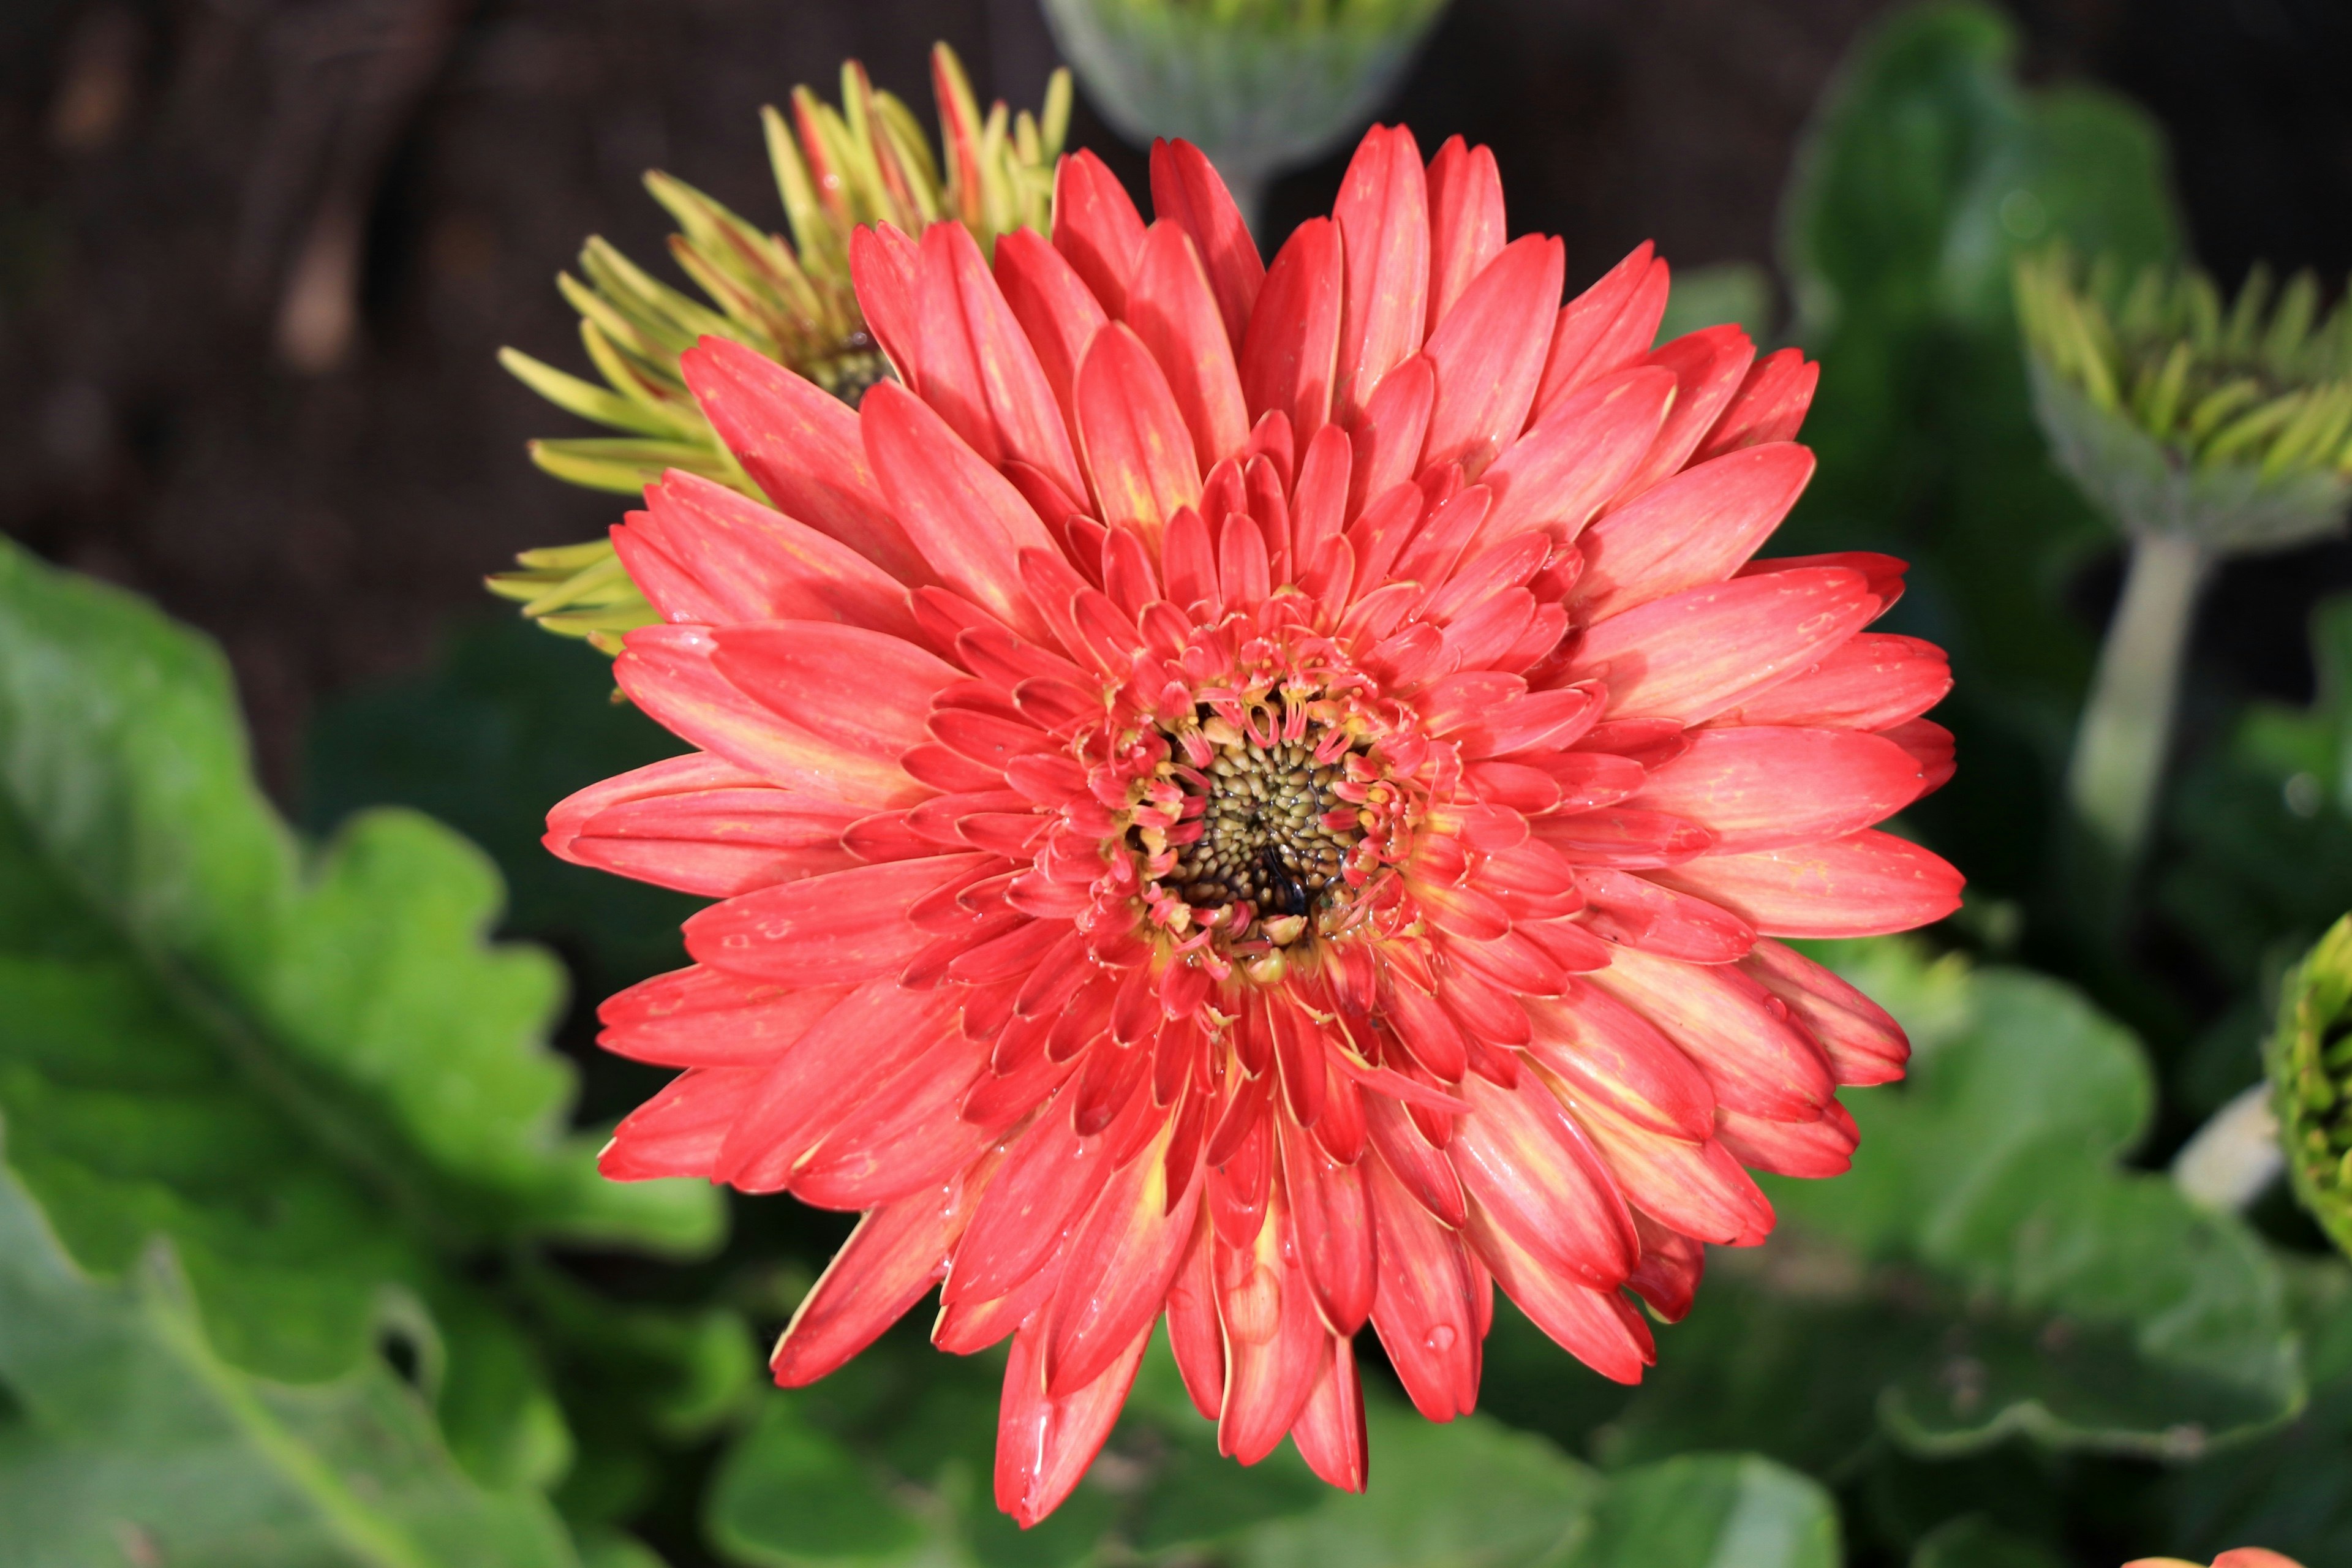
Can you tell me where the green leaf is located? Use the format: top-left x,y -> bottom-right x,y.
0,538 -> 718,1481
301,612 -> 703,1011
1908,1516 -> 2069,1568
706,1327 -> 1838,1568
1572,1453 -> 1841,1568
2150,1256 -> 2352,1564
0,1123 -> 578,1568
1607,940 -> 2301,1467
2162,596 -> 2352,993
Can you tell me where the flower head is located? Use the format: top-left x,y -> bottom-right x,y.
2015,246 -> 2352,553
488,44 -> 1072,649
2267,914 -> 2352,1259
550,126 -> 1963,1523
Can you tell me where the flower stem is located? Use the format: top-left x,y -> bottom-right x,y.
2066,530 -> 2210,864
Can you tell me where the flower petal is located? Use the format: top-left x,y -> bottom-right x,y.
684,854 -> 988,985
1618,725 -> 1926,853
1461,1196 -> 1653,1384
914,219 -> 1088,500
1737,938 -> 1910,1086
1575,442 -> 1816,619
1708,632 -> 1951,731
1532,243 -> 1671,423
1149,137 -> 1264,353
1478,366 -> 1678,550
1289,1334 -> 1370,1491
1126,222 -> 1251,471
1077,321 -> 1205,543
1365,1150 -> 1485,1419
1423,135 -> 1505,336
616,625 -> 924,805
1581,943 -> 1834,1121
681,337 -> 929,585
772,1175 -> 986,1386
1333,124 -> 1431,425
1567,566 -> 1879,724
1239,217 -> 1343,445
995,1310 -> 1153,1528
1695,347 -> 1819,461
1615,324 -> 1757,501
1051,148 -> 1147,317
1419,235 -> 1565,477
1651,831 -> 1965,938
993,228 -> 1112,435
623,470 -> 924,638
1447,1071 -> 1637,1291
862,380 -> 1063,644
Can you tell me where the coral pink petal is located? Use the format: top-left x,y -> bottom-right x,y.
1523,986 -> 1719,1142
683,854 -> 987,985
949,1096 -> 1115,1305
1333,124 -> 1431,424
1423,136 -> 1505,336
1532,244 -> 1671,422
1044,1131 -> 1205,1395
1616,324 -> 1757,501
1653,830 -> 1966,938
1581,943 -> 1834,1120
1077,322 -> 1206,541
616,625 -> 923,806
1126,223 -> 1251,470
1711,632 -> 1952,731
1239,217 -> 1343,445
916,221 -> 1088,500
1215,1218 -> 1330,1463
1150,138 -> 1265,352
1575,443 -> 1817,619
1461,1197 -> 1653,1384
1447,1071 -> 1638,1291
993,228 -> 1112,435
1479,366 -> 1678,550
1695,347 -> 1819,461
682,338 -> 930,586
1738,938 -> 1910,1085
1051,148 -> 1147,317
1571,867 -> 1756,963
1626,1212 -> 1705,1322
711,981 -> 965,1188
597,965 -> 850,1069
1365,1152 -> 1484,1420
1716,1101 -> 1859,1178
849,224 -> 925,392
1289,1335 -> 1370,1491
995,1311 -> 1154,1527
862,380 -> 1063,644
772,1183 -> 979,1387
1165,1210 -> 1226,1419
1619,725 -> 1926,853
1567,567 -> 1879,724
1419,235 -> 1566,478
625,470 -> 923,639
551,766 -> 869,900
598,1065 -> 753,1180
711,620 -> 957,764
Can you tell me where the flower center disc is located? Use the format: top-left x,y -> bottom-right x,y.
1168,720 -> 1356,924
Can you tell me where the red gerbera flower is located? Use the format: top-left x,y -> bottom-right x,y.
548,126 -> 1962,1523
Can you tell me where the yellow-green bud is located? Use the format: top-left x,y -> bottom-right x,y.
2015,246 -> 2352,553
488,44 -> 1071,647
2266,913 -> 2352,1261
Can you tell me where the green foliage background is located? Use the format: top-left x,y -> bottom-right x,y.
4,4 -> 2350,1566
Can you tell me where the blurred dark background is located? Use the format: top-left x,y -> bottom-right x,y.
1,0 -> 2350,794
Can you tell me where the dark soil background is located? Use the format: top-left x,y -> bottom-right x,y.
2,0 -> 2350,793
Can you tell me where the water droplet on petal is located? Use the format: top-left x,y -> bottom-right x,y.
1425,1323 -> 1457,1352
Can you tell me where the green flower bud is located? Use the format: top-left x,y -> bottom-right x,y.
2266,913 -> 2352,1259
1040,0 -> 1449,222
2015,246 -> 2352,552
488,45 -> 1072,650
